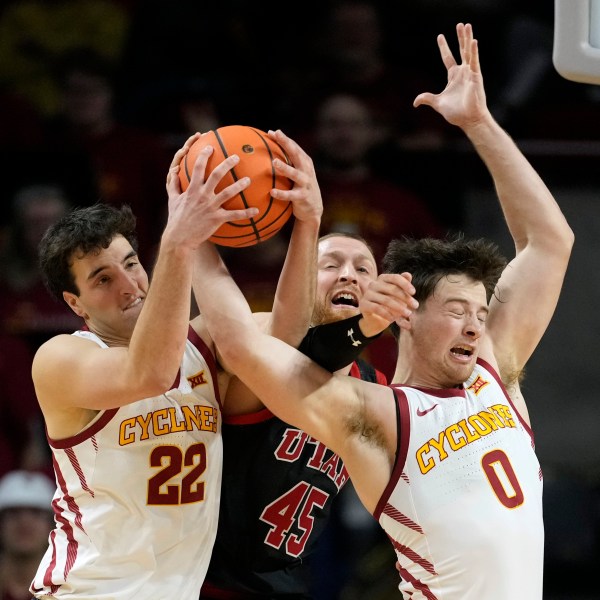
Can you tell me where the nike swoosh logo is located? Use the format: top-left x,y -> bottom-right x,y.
416,404 -> 438,417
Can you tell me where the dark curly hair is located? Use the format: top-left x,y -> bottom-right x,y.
382,234 -> 507,339
39,203 -> 138,302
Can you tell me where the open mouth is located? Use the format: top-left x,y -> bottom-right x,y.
450,345 -> 473,358
332,292 -> 359,308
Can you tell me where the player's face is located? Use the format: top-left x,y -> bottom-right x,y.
312,236 -> 377,326
63,235 -> 148,342
409,274 -> 488,387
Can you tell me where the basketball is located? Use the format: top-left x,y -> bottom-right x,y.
178,125 -> 294,247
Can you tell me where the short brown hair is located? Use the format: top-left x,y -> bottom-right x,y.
382,234 -> 507,338
39,203 -> 138,301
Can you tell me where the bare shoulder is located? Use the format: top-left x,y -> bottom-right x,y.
33,334 -> 103,438
32,334 -> 102,399
33,334 -> 92,377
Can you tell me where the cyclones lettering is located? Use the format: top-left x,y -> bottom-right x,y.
416,403 -> 516,474
119,404 -> 218,446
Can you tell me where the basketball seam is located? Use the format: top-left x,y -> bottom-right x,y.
183,153 -> 191,184
210,202 -> 292,240
251,128 -> 284,243
214,128 -> 262,242
181,125 -> 291,247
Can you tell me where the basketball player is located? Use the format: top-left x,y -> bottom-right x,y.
28,130 -> 328,599
191,24 -> 574,599
200,232 -> 399,599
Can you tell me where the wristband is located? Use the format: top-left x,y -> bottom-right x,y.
297,314 -> 382,372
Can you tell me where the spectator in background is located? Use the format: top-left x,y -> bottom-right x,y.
308,93 -> 445,378
0,0 -> 129,211
0,470 -> 55,600
0,184 -> 80,351
0,336 -> 50,479
118,1 -> 253,129
45,49 -> 170,264
281,0 -> 447,148
121,76 -> 227,155
0,0 -> 131,119
312,92 -> 444,263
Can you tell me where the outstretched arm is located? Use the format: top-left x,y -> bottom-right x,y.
33,134 -> 257,419
194,242 -> 353,443
267,129 -> 323,345
414,23 -> 574,381
195,242 -> 409,511
194,129 -> 323,416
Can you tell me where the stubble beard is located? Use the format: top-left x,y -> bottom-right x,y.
311,299 -> 359,327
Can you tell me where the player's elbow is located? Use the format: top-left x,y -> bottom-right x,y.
564,225 -> 575,254
214,328 -> 254,371
135,370 -> 178,398
524,220 -> 574,262
554,212 -> 574,252
226,327 -> 254,356
550,222 -> 575,266
211,314 -> 259,365
217,342 -> 252,378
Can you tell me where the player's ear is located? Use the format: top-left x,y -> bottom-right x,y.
396,310 -> 416,332
63,291 -> 88,319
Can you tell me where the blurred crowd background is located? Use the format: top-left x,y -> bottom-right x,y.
0,1 -> 598,598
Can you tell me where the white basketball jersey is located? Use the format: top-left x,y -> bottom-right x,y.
31,327 -> 223,600
375,358 -> 544,600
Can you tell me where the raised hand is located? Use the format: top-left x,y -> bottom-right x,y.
165,133 -> 257,249
413,23 -> 489,129
267,129 -> 323,225
359,272 -> 418,335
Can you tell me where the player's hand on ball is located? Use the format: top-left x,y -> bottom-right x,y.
166,134 -> 256,249
178,126 -> 293,247
268,129 -> 323,226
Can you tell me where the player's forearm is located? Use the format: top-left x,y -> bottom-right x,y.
464,115 -> 573,252
194,242 -> 346,445
271,217 -> 320,345
193,242 -> 258,356
128,239 -> 194,389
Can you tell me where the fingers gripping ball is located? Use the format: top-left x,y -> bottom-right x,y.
179,125 -> 294,247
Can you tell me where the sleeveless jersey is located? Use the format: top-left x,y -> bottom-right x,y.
200,359 -> 386,599
375,358 -> 544,600
31,327 -> 223,600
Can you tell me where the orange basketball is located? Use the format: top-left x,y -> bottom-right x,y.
178,125 -> 294,247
